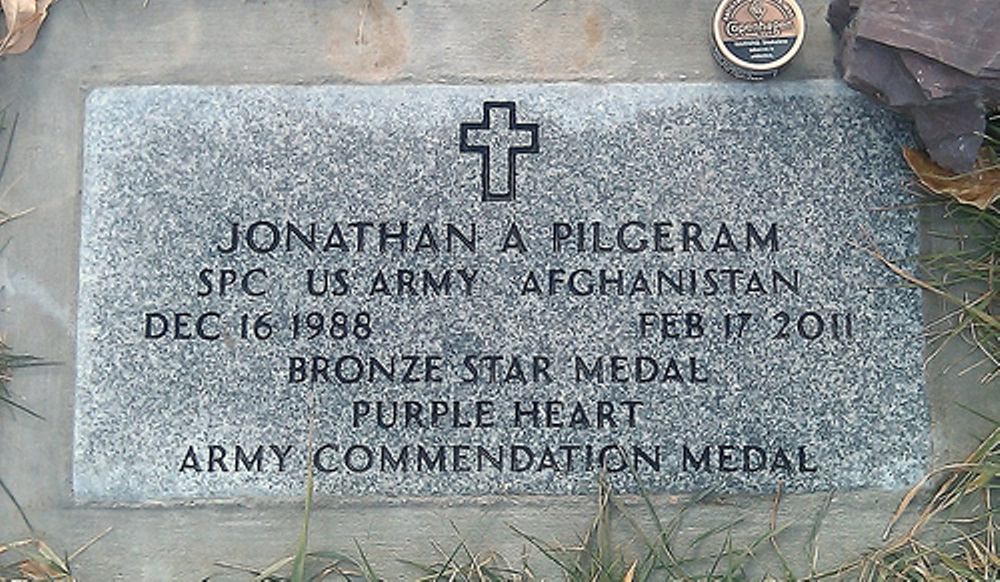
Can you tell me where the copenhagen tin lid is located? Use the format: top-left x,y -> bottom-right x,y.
712,0 -> 806,75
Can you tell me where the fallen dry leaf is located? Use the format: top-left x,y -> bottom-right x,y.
0,0 -> 56,56
903,147 -> 1000,210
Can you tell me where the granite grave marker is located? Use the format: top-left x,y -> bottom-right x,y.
75,83 -> 927,500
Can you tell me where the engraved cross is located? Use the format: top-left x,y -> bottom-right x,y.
460,101 -> 539,201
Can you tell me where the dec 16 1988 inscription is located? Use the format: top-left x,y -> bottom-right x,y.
75,83 -> 927,500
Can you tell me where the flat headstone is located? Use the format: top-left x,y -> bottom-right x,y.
76,83 -> 926,500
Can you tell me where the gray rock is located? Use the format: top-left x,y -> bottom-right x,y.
911,101 -> 987,172
829,0 -> 1000,172
826,0 -> 861,35
854,0 -> 1000,78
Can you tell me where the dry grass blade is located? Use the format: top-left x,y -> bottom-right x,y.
0,539 -> 69,581
898,116 -> 1000,382
860,222 -> 1000,382
806,492 -> 833,578
214,560 -> 266,576
0,530 -> 110,582
768,481 -> 795,580
621,559 -> 637,582
403,530 -> 524,582
862,228 -> 1000,332
254,555 -> 294,580
851,425 -> 1000,580
65,526 -> 111,563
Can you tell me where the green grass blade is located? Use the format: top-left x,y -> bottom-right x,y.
0,392 -> 43,420
0,475 -> 33,533
807,492 -> 834,577
0,110 -> 17,180
510,524 -> 581,577
353,539 -> 379,582
255,555 -> 294,580
290,465 -> 313,582
399,557 -> 438,576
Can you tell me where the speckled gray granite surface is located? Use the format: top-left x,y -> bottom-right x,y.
76,83 -> 925,501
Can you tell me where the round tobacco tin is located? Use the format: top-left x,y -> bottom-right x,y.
712,0 -> 805,81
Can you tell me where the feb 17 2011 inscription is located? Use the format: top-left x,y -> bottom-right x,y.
75,83 -> 927,500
